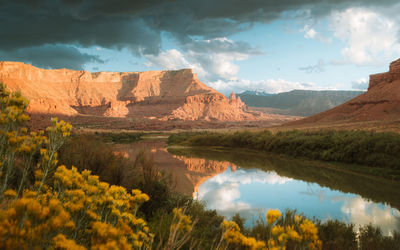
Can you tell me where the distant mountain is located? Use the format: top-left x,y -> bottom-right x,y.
238,89 -> 365,117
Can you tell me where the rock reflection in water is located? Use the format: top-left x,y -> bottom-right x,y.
113,140 -> 232,196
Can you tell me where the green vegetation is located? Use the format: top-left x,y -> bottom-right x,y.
168,130 -> 400,180
92,131 -> 144,143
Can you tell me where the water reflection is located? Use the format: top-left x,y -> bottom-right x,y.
113,140 -> 400,235
197,167 -> 400,235
341,197 -> 400,236
113,140 -> 232,195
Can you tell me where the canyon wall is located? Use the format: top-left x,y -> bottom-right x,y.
0,61 -> 260,121
369,58 -> 400,90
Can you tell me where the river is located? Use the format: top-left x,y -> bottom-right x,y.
113,138 -> 400,236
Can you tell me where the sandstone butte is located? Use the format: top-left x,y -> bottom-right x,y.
287,58 -> 400,126
0,61 -> 263,122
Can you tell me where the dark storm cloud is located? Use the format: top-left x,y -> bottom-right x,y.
0,2 -> 160,54
0,44 -> 104,70
182,38 -> 262,55
0,0 -> 398,69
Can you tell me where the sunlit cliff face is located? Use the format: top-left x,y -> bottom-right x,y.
0,62 -> 261,121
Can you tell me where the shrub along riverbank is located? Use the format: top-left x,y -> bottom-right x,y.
168,130 -> 400,180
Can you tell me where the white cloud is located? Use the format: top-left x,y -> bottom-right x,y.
330,8 -> 400,66
197,169 -> 291,217
144,49 -> 193,70
209,78 -> 323,95
145,46 -> 316,94
211,169 -> 292,186
341,197 -> 400,236
199,182 -> 251,211
145,46 -> 326,94
301,25 -> 317,39
351,78 -> 368,90
145,37 -> 262,82
300,24 -> 332,44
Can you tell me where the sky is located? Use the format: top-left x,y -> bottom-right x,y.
1,0 -> 400,95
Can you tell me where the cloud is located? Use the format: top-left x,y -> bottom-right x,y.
300,24 -> 332,44
351,78 -> 369,90
145,38 -> 262,81
209,78 -> 320,95
301,25 -> 318,39
199,182 -> 251,212
341,197 -> 400,236
2,0 -> 400,56
298,59 -> 326,73
210,169 -> 292,186
144,49 -> 193,70
0,44 -> 104,70
198,168 -> 291,216
329,7 -> 400,66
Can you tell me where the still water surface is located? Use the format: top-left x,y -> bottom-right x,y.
115,139 -> 400,235
197,166 -> 399,235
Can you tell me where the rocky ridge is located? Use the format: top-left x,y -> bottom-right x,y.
0,61 -> 261,121
287,58 -> 400,125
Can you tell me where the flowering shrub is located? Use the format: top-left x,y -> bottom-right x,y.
221,210 -> 322,250
221,220 -> 266,249
0,84 -> 153,249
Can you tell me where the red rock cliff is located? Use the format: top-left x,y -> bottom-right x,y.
369,58 -> 400,89
0,61 -> 260,121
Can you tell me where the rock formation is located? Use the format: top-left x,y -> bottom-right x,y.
0,61 -> 261,121
287,58 -> 400,125
369,58 -> 400,90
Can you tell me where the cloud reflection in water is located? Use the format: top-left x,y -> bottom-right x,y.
197,166 -> 400,235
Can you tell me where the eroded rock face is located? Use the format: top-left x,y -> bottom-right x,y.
369,58 -> 400,90
0,61 -> 260,121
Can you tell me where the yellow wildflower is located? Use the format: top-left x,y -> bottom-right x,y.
3,189 -> 17,198
266,209 -> 281,224
271,225 -> 285,236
